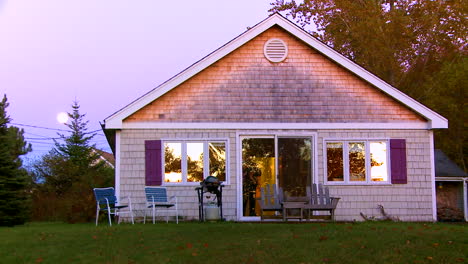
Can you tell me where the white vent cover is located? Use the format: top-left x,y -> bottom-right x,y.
264,38 -> 288,63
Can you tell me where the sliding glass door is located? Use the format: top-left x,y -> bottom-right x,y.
241,138 -> 275,217
278,137 -> 312,197
241,136 -> 313,217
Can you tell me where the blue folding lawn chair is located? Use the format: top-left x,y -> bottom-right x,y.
93,187 -> 134,226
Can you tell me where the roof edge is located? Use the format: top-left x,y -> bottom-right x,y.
104,13 -> 448,129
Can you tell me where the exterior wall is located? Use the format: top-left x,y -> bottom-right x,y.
317,129 -> 434,222
119,128 -> 434,222
125,26 -> 425,124
119,129 -> 238,221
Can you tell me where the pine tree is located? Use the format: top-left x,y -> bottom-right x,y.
0,94 -> 32,226
31,100 -> 113,222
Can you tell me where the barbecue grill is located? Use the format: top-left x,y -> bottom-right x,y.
195,176 -> 224,221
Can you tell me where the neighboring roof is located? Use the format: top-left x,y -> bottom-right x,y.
94,149 -> 115,168
104,13 -> 448,129
435,149 -> 467,177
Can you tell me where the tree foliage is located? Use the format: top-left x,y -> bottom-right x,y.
0,94 -> 32,226
31,101 -> 113,223
270,0 -> 467,170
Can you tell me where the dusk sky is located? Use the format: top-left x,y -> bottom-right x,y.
0,0 -> 273,163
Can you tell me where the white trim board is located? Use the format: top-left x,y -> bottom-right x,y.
104,13 -> 447,129
121,122 -> 429,130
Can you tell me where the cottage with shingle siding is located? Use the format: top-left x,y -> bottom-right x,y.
103,14 -> 447,222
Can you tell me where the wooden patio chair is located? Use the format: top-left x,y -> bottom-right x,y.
304,184 -> 340,221
258,183 -> 284,221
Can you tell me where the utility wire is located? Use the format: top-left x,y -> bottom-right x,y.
12,122 -> 105,136
11,122 -> 71,132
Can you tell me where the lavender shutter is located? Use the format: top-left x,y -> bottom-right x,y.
390,139 -> 407,184
145,140 -> 162,186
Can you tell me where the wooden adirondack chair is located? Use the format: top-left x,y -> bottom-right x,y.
258,183 -> 284,221
305,184 -> 340,221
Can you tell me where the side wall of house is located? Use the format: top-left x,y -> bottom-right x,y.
119,129 -> 238,221
317,129 -> 433,222
119,128 -> 434,222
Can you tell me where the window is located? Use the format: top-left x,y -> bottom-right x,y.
325,140 -> 389,184
164,141 -> 227,184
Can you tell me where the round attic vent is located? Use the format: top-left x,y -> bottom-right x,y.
264,38 -> 288,63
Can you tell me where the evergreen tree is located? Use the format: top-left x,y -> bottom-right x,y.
0,94 -> 32,226
31,100 -> 113,222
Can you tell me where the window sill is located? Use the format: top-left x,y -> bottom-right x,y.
162,182 -> 229,187
324,182 -> 392,186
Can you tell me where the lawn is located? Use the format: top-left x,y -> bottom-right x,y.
1,221 -> 466,264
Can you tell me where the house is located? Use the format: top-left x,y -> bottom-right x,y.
434,150 -> 467,221
102,14 -> 448,222
93,149 -> 115,169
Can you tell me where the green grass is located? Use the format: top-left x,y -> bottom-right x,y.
1,221 -> 466,264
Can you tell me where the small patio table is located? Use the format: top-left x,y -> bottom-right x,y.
282,196 -> 308,221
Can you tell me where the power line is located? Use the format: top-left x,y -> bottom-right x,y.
11,122 -> 71,132
27,141 -> 56,145
12,122 -> 104,133
25,137 -> 60,140
25,132 -> 54,138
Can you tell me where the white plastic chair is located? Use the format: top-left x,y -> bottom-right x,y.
144,187 -> 178,224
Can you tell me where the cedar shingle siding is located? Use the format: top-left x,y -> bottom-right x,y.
114,22 -> 440,222
125,27 -> 424,123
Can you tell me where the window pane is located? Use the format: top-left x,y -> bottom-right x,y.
349,142 -> 366,181
164,143 -> 182,182
327,143 -> 344,182
370,142 -> 388,182
278,138 -> 311,196
209,142 -> 226,181
187,143 -> 204,182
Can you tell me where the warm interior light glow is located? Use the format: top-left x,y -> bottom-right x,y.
57,112 -> 69,124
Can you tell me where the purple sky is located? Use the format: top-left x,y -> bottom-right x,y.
0,0 -> 273,164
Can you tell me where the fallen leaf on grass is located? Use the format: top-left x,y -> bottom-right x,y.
186,243 -> 193,249
447,241 -> 453,245
432,243 -> 439,247
426,256 -> 433,261
293,234 -> 299,239
203,243 -> 209,248
322,258 -> 330,262
246,256 -> 257,264
92,235 -> 97,240
36,257 -> 43,263
192,252 -> 198,256
319,236 -> 328,241
456,258 -> 465,262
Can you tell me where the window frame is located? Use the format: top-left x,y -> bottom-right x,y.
323,139 -> 390,185
162,139 -> 229,186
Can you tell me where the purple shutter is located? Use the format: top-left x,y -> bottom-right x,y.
145,140 -> 162,186
390,139 -> 407,184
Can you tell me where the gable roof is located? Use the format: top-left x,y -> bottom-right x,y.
104,13 -> 447,129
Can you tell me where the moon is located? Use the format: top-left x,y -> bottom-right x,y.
57,112 -> 69,124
